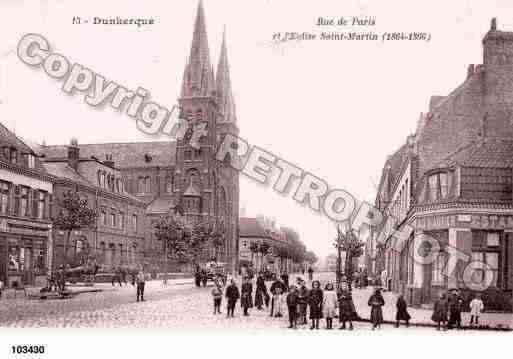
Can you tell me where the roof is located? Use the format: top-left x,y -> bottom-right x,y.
183,181 -> 201,197
146,196 -> 178,214
43,161 -> 143,203
0,122 -> 47,172
239,217 -> 271,238
42,141 -> 177,169
434,138 -> 513,169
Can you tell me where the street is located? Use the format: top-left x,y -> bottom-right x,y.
0,272 -> 511,330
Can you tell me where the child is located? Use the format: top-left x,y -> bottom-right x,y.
395,294 -> 411,327
286,285 -> 299,328
212,284 -> 223,314
469,294 -> 484,326
308,280 -> 323,329
338,286 -> 356,330
225,279 -> 240,318
431,292 -> 448,330
368,287 -> 385,330
323,282 -> 338,329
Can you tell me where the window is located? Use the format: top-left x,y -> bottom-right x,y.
100,210 -> 106,226
132,214 -> 138,231
471,231 -> 502,288
428,174 -> 438,201
166,175 -> 173,193
110,212 -> 116,227
145,177 -> 151,193
35,190 -> 46,219
432,252 -> 447,285
10,149 -> 17,164
26,154 -> 35,168
487,232 -> 500,247
194,148 -> 202,159
0,181 -> 10,214
185,149 -> 192,161
76,238 -> 84,254
119,212 -> 124,229
19,186 -> 29,217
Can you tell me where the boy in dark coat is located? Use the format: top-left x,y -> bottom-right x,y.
286,285 -> 299,328
337,287 -> 356,330
447,290 -> 463,330
395,294 -> 411,327
241,277 -> 253,316
368,288 -> 385,329
308,280 -> 323,329
431,292 -> 448,330
225,279 -> 240,317
254,274 -> 269,310
212,283 -> 223,314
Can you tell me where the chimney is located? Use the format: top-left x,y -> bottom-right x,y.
491,17 -> 497,31
467,64 -> 475,79
104,154 -> 115,168
67,138 -> 79,171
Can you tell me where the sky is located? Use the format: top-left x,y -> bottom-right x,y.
1,0 -> 513,259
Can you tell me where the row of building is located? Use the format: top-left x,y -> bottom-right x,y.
367,19 -> 513,307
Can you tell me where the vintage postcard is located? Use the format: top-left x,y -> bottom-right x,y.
0,0 -> 512,357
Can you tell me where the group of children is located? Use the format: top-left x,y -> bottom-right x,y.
211,275 -> 487,330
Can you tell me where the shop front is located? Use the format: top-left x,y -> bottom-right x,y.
0,219 -> 51,288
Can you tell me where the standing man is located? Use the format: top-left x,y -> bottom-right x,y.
225,279 -> 240,317
307,267 -> 314,281
136,269 -> 146,302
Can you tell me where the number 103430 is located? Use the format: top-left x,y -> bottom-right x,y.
11,345 -> 45,354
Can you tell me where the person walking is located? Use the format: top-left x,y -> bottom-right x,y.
241,277 -> 253,316
323,282 -> 338,329
201,268 -> 208,288
337,286 -> 356,330
308,280 -> 323,330
469,294 -> 484,326
368,288 -> 385,329
448,289 -> 463,329
297,279 -> 309,325
136,269 -> 146,302
254,273 -> 269,310
212,283 -> 223,314
395,293 -> 411,328
431,292 -> 448,330
286,285 -> 299,329
225,279 -> 240,318
270,278 -> 286,317
307,267 -> 314,281
194,268 -> 202,288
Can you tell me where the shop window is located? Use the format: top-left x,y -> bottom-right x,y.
0,181 -> 10,214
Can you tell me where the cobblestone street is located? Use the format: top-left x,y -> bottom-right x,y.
1,273 -> 510,330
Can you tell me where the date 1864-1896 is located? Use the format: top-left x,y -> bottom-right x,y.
11,345 -> 45,355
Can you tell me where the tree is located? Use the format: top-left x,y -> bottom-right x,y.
334,224 -> 364,290
305,251 -> 318,265
52,189 -> 97,277
154,215 -> 190,273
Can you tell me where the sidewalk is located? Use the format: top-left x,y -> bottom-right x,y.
352,286 -> 513,330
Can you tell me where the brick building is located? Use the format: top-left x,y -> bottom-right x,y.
373,19 -> 513,307
40,1 -> 240,273
40,139 -> 147,270
0,123 -> 53,288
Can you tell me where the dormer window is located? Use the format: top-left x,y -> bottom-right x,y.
428,171 -> 452,201
26,154 -> 35,168
10,148 -> 17,164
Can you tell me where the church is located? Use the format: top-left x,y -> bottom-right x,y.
41,1 -> 240,273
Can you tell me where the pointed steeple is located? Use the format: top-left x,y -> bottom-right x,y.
216,27 -> 237,123
181,0 -> 214,98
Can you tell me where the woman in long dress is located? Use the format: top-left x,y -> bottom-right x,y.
368,288 -> 385,329
308,280 -> 323,330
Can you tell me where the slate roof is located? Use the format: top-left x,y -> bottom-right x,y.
42,141 -> 177,169
146,196 -> 178,215
434,138 -> 513,169
0,122 -> 47,172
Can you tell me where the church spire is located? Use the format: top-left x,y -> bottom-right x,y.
181,0 -> 214,98
216,27 -> 237,123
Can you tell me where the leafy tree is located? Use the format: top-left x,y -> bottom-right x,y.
154,215 -> 190,272
52,190 -> 97,274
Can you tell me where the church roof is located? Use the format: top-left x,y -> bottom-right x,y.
146,196 -> 179,215
42,141 -> 176,169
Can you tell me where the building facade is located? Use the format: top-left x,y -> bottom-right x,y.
372,19 -> 513,307
0,123 -> 54,288
40,140 -> 147,270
